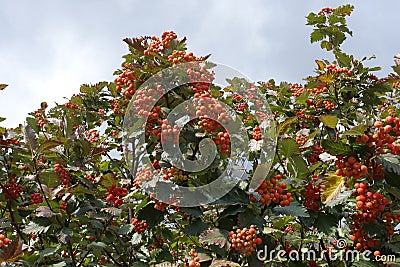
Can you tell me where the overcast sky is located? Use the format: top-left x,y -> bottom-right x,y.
1,0 -> 399,127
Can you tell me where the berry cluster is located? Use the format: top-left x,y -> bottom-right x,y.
86,129 -> 99,143
30,193 -> 43,205
163,167 -> 188,183
296,134 -> 308,146
60,201 -> 67,211
350,182 -> 390,251
54,164 -> 71,186
4,180 -> 23,201
115,64 -> 136,99
318,7 -> 335,16
34,104 -> 47,127
326,64 -> 351,76
194,92 -> 230,123
154,200 -> 168,212
160,119 -> 180,144
168,50 -> 203,64
0,137 -> 20,147
335,156 -> 368,179
308,144 -> 324,163
109,99 -> 123,115
304,175 -> 321,211
131,218 -> 148,234
251,174 -> 293,207
213,131 -> 230,154
133,167 -> 156,189
144,31 -> 178,55
106,184 -> 127,207
228,225 -> 262,256
252,125 -> 262,140
188,249 -> 200,267
134,88 -> 159,117
0,234 -> 10,247
149,237 -> 164,251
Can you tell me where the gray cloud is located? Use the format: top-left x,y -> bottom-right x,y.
0,0 -> 399,127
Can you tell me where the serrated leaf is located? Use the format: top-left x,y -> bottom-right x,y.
279,138 -> 300,158
90,242 -> 107,250
320,172 -> 344,204
137,204 -> 164,228
363,222 -> 387,238
320,115 -> 338,129
101,207 -> 122,216
199,228 -> 229,248
23,218 -> 51,234
315,60 -> 326,71
39,172 -> 61,188
183,220 -> 209,236
273,202 -> 309,217
320,139 -> 352,156
325,190 -> 353,207
38,140 -> 63,153
23,124 -> 38,151
334,4 -> 354,17
238,210 -> 265,229
314,214 -> 337,234
36,206 -> 57,218
341,124 -> 367,136
310,31 -> 325,44
209,260 -> 240,267
119,224 -> 134,235
288,155 -> 309,179
57,227 -> 72,244
100,173 -> 118,188
131,233 -> 142,245
376,153 -> 400,176
277,117 -> 297,135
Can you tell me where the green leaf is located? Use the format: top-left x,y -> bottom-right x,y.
0,84 -> 8,90
334,50 -> 353,68
277,117 -> 298,135
57,227 -> 72,244
288,155 -> 309,179
333,4 -> 354,17
320,115 -> 338,129
320,139 -> 352,155
376,153 -> 400,176
363,222 -> 388,238
310,30 -> 325,43
295,91 -> 310,105
131,233 -> 142,245
183,219 -> 209,236
90,242 -> 107,250
137,204 -> 164,228
238,210 -> 265,229
119,224 -> 134,235
199,228 -> 229,248
23,218 -> 52,234
314,214 -> 337,234
279,138 -> 300,158
306,13 -> 326,26
341,124 -> 367,136
0,117 -> 5,123
38,140 -> 63,153
39,171 -> 61,188
273,202 -> 309,217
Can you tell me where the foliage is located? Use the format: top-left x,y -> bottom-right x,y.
1,5 -> 400,267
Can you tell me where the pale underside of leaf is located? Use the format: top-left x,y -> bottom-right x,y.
320,172 -> 345,204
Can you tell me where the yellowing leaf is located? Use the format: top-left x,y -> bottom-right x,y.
320,172 -> 345,204
318,73 -> 334,83
0,238 -> 24,263
315,60 -> 326,71
320,115 -> 338,129
0,84 -> 8,90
